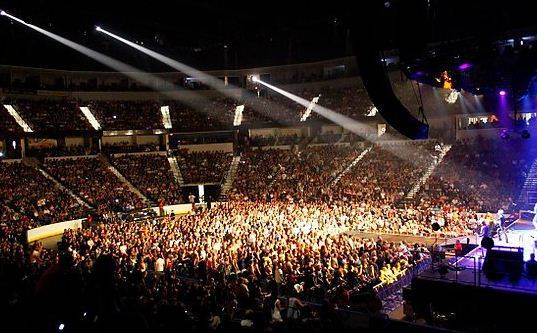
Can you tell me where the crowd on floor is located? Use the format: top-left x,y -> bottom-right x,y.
0,137 -> 531,331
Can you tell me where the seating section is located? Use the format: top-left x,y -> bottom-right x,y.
7,98 -> 91,131
168,98 -> 236,132
0,161 -> 88,224
175,150 -> 233,184
0,106 -> 23,134
0,85 -> 386,133
416,138 -> 531,212
27,145 -> 98,158
333,142 -> 437,205
111,154 -> 183,204
88,100 -> 162,130
44,157 -> 146,212
230,146 -> 361,201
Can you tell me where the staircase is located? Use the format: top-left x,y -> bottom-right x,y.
38,167 -> 93,209
167,156 -> 184,185
518,159 -> 537,210
298,136 -> 314,149
331,146 -> 372,185
21,157 -> 92,208
100,155 -> 152,205
220,155 -> 241,200
405,144 -> 452,199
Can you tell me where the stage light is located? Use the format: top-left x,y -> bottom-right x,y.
445,89 -> 460,104
499,90 -> 507,96
0,10 -> 27,24
458,63 -> 472,71
250,74 -> 260,83
0,10 -> 6,16
365,105 -> 378,117
0,13 -> 219,118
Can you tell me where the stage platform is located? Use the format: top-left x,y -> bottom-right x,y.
418,219 -> 537,293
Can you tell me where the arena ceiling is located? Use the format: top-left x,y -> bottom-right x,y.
0,0 -> 533,72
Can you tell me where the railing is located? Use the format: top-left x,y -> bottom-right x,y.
374,258 -> 432,300
417,249 -> 537,293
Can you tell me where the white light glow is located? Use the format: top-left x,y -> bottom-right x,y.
95,27 -> 297,123
3,104 -> 33,132
253,79 -> 374,137
79,106 -> 101,130
301,95 -> 320,122
250,74 -> 260,83
160,105 -> 172,129
445,89 -> 459,104
0,11 -> 27,24
366,105 -> 378,117
233,105 -> 244,126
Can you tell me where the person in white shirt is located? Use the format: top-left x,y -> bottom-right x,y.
495,208 -> 508,243
155,256 -> 165,273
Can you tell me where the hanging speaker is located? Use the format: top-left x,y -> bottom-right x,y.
351,0 -> 429,139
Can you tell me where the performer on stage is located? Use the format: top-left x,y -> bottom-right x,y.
479,220 -> 490,238
495,208 -> 508,243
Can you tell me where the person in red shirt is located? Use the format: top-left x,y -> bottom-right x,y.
454,239 -> 463,257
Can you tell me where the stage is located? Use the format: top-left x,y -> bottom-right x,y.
418,219 -> 537,293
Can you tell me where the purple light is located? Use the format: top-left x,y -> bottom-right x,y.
499,90 -> 507,96
458,63 -> 472,71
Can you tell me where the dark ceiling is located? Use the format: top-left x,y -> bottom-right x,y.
0,0 -> 533,72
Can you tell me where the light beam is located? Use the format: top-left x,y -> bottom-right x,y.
95,27 -> 296,123
0,11 -> 229,125
254,78 -> 376,138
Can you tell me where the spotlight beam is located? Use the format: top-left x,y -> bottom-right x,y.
97,27 -> 228,91
1,12 -> 165,90
252,79 -> 443,167
0,11 -> 228,123
96,27 -> 296,124
96,26 -> 385,133
254,78 -> 376,138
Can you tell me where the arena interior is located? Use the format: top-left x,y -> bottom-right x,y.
1,1 -> 537,332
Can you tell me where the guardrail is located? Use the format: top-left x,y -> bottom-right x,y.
374,258 -> 432,300
417,250 -> 537,293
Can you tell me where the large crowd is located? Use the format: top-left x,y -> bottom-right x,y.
1,85 -> 386,134
111,153 -> 183,205
44,157 -> 147,213
176,150 -> 233,184
0,161 -> 88,225
5,98 -> 91,132
230,146 -> 359,202
416,138 -> 531,212
88,100 -> 162,130
0,123 -> 533,331
332,142 -> 438,205
0,199 -> 430,331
